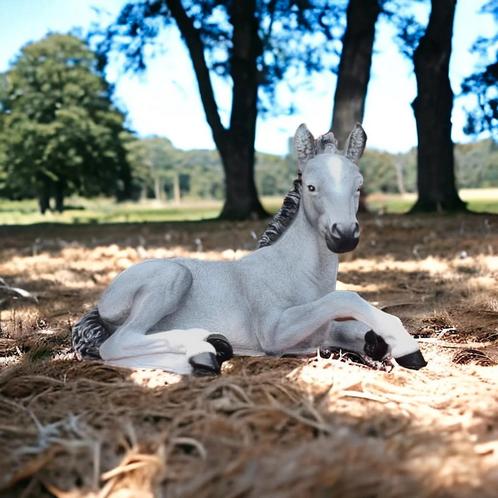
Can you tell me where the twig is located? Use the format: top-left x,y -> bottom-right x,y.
171,436 -> 207,459
339,390 -> 389,404
417,338 -> 496,349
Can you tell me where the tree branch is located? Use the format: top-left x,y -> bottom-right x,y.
165,0 -> 226,145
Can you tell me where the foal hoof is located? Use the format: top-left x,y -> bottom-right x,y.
396,350 -> 428,370
364,330 -> 389,361
189,352 -> 221,376
206,334 -> 233,364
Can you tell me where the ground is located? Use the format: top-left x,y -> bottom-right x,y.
0,212 -> 497,497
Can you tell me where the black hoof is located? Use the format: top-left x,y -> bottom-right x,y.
206,334 -> 233,364
364,330 -> 389,361
189,352 -> 221,376
396,350 -> 428,370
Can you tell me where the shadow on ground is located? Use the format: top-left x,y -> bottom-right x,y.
0,213 -> 497,497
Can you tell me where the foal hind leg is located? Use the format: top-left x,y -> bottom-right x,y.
98,261 -> 231,374
103,328 -> 230,375
98,260 -> 193,357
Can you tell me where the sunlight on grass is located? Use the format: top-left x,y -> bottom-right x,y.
0,189 -> 496,225
367,188 -> 498,214
0,198 -> 223,225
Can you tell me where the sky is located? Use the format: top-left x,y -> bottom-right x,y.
0,0 -> 495,155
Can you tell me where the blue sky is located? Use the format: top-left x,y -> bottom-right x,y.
0,0 -> 495,154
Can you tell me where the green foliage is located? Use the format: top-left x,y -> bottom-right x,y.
455,140 -> 498,188
461,0 -> 497,141
0,33 -> 130,211
124,134 -> 298,201
126,135 -> 175,198
359,149 -> 416,194
124,136 -> 497,202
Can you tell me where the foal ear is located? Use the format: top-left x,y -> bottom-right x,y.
344,123 -> 367,164
294,123 -> 316,175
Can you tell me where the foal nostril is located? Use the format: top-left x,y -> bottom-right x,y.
325,222 -> 360,253
330,223 -> 359,240
353,223 -> 360,239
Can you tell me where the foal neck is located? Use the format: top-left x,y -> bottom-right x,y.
274,205 -> 339,280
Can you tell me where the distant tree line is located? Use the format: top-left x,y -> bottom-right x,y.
124,136 -> 497,202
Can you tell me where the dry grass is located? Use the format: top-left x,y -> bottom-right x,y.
0,213 -> 497,497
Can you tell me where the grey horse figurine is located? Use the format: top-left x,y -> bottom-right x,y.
73,123 -> 427,375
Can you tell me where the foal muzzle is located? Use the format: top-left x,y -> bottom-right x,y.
325,222 -> 360,253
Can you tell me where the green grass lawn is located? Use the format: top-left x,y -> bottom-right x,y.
0,190 -> 496,225
368,189 -> 498,214
0,198 -> 224,225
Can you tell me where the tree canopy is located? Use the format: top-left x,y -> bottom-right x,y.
0,33 -> 131,212
94,0 -> 345,219
461,0 -> 497,142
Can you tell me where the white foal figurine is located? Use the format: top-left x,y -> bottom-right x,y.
73,123 -> 427,375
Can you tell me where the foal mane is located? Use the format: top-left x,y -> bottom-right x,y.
258,178 -> 302,248
257,130 -> 338,249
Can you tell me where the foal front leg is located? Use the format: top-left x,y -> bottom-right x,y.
270,290 -> 426,369
321,320 -> 393,368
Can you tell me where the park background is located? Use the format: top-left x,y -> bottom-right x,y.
0,0 -> 496,222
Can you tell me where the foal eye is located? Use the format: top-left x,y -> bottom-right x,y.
307,185 -> 316,192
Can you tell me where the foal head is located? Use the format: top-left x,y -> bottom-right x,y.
294,123 -> 367,254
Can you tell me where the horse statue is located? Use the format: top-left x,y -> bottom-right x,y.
72,123 -> 427,375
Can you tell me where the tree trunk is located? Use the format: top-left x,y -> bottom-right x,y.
410,0 -> 466,213
154,176 -> 162,201
166,0 -> 267,221
218,0 -> 267,220
331,0 -> 380,212
331,0 -> 380,146
219,140 -> 265,220
395,161 -> 406,195
38,175 -> 51,214
54,178 -> 65,213
173,173 -> 181,205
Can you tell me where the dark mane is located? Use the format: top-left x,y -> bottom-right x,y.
257,178 -> 302,248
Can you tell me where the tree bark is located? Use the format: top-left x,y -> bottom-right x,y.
331,0 -> 380,212
166,0 -> 267,220
54,178 -> 65,213
219,0 -> 267,220
410,0 -> 466,212
38,176 -> 51,214
331,0 -> 380,146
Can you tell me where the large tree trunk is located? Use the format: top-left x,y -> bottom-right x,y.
331,0 -> 380,212
219,0 -> 266,220
410,0 -> 466,212
331,0 -> 380,146
166,0 -> 266,220
219,140 -> 264,220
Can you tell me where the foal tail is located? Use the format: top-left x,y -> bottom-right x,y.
72,308 -> 112,360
